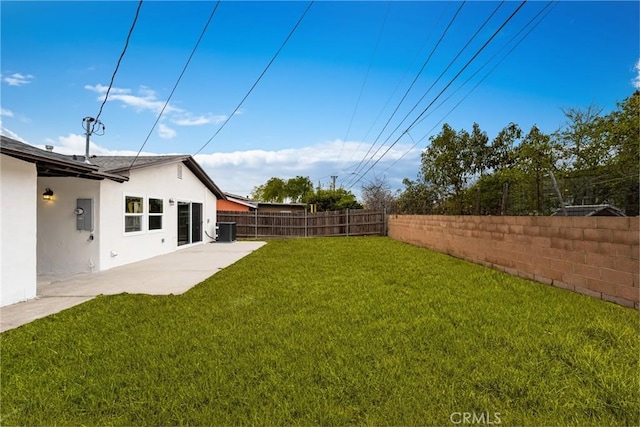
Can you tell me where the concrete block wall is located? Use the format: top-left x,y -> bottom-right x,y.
387,215 -> 639,309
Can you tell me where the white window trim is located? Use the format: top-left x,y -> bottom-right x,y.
147,196 -> 164,233
124,194 -> 145,235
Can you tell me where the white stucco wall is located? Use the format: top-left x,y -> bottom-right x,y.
1,155 -> 37,307
99,161 -> 218,271
36,177 -> 101,274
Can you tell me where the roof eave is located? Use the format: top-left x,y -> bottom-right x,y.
183,158 -> 226,200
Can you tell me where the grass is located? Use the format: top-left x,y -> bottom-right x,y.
1,236 -> 638,426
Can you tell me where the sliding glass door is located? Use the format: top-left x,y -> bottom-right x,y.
177,202 -> 203,246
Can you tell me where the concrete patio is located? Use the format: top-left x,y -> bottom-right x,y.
0,241 -> 266,333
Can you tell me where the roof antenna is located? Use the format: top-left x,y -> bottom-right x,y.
81,116 -> 105,164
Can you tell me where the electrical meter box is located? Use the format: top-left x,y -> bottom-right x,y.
76,198 -> 94,231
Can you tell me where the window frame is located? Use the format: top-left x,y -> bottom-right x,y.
148,197 -> 164,232
124,194 -> 145,234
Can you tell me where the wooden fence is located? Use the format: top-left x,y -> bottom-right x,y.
217,209 -> 386,238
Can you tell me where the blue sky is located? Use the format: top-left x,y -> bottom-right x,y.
2,1 -> 638,198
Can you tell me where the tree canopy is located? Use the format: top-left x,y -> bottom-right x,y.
250,176 -> 361,212
251,176 -> 313,203
398,91 -> 639,216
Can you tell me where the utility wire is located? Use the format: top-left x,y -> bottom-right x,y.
128,1 -> 221,170
347,1 -> 528,190
93,0 -> 144,133
381,1 -> 556,174
193,1 -> 315,156
323,2 -> 451,185
343,1 -> 451,169
343,2 -> 466,188
412,1 -> 555,132
338,0 -> 392,158
344,1 -> 504,189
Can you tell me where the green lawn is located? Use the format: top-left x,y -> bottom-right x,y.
1,237 -> 638,426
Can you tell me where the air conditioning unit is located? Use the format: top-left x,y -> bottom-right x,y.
216,222 -> 237,243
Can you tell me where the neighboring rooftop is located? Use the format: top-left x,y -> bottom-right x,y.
553,204 -> 626,217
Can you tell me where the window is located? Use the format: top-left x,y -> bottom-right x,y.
125,196 -> 143,232
148,198 -> 163,230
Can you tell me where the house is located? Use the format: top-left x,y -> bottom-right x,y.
552,204 -> 626,217
256,202 -> 307,214
217,193 -> 257,212
1,135 -> 225,307
217,192 -> 307,214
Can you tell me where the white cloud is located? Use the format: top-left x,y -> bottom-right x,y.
2,72 -> 34,86
0,122 -> 26,141
633,59 -> 640,89
84,83 -> 131,95
84,84 -> 182,115
194,139 -> 421,197
158,123 -> 177,139
84,84 -> 225,128
40,133 -> 157,156
172,114 -> 227,126
23,133 -> 420,200
84,84 -> 230,130
0,108 -> 14,117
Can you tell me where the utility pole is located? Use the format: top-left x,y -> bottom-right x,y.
82,116 -> 105,164
331,175 -> 337,191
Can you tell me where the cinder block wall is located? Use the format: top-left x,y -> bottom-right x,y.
387,215 -> 639,309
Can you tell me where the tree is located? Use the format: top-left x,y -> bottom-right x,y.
396,178 -> 437,214
467,123 -> 490,214
555,105 -> 604,170
592,91 -> 639,215
486,123 -> 522,215
488,123 -> 521,172
284,176 -> 314,203
551,92 -> 639,215
251,176 -> 313,203
361,176 -> 396,212
513,125 -> 558,214
421,124 -> 474,214
306,188 -> 362,212
251,177 -> 287,202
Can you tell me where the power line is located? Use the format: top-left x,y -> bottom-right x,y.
193,1 -> 315,156
347,1 -> 528,190
128,1 -> 221,171
93,0 -> 144,133
381,1 -> 557,174
343,2 -> 467,188
344,1 -> 504,189
338,0 -> 392,158
348,1 -> 446,169
323,2 -> 451,185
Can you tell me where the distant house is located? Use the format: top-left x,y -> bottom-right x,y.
217,193 -> 257,212
1,136 -> 225,307
217,192 -> 307,214
552,204 -> 626,217
256,202 -> 307,214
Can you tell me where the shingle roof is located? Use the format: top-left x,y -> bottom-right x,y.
80,155 -> 189,173
78,155 -> 225,199
223,193 -> 258,209
1,136 -> 226,199
1,136 -> 128,182
553,204 -> 626,217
